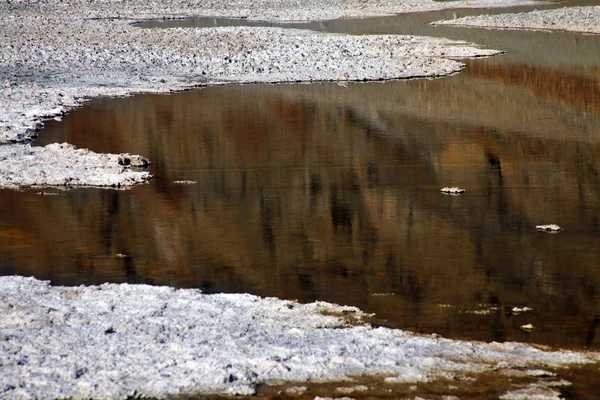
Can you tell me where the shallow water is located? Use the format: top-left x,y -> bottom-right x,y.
3,1 -> 600,353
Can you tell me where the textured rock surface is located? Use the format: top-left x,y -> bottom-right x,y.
433,6 -> 600,34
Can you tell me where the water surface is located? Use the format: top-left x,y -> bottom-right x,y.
3,1 -> 600,352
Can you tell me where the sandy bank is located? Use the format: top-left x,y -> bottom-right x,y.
433,6 -> 600,34
1,276 -> 597,399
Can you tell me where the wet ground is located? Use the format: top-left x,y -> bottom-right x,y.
1,0 -> 599,367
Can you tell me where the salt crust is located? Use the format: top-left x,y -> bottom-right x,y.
1,276 -> 597,399
0,0 -> 531,189
0,0 -> 544,188
440,186 -> 466,195
0,0 -> 538,143
0,143 -> 151,188
0,10 -> 504,144
536,224 -> 562,232
433,6 -> 600,35
499,380 -> 572,400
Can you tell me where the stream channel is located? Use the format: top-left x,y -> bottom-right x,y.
1,0 -> 599,371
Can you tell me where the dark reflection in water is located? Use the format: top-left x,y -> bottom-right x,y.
2,3 -> 600,352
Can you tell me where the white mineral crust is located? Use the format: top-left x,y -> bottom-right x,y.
0,276 -> 596,399
536,224 -> 562,232
433,6 -> 600,35
0,0 -> 534,145
440,186 -> 466,194
0,143 -> 151,189
0,0 -> 544,188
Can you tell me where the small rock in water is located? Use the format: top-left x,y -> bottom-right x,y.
118,155 -> 150,168
440,187 -> 466,195
286,386 -> 308,395
535,224 -> 561,232
36,191 -> 64,196
520,324 -> 535,332
512,306 -> 533,314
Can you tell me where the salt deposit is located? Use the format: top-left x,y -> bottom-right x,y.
433,6 -> 600,35
0,11 -> 503,144
520,323 -> 536,332
512,306 -> 533,314
3,1 -> 595,398
0,143 -> 151,189
1,0 -> 548,188
536,224 -> 562,232
1,276 -> 597,399
0,0 -> 519,189
440,186 -> 466,195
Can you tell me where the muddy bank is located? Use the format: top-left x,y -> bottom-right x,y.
1,276 -> 597,399
434,6 -> 600,34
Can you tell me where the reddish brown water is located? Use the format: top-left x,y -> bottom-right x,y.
2,0 -> 599,381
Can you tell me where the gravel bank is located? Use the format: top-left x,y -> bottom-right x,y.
1,276 -> 597,399
433,6 -> 600,34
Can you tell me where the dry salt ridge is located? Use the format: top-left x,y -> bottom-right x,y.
2,0 -> 599,398
433,5 -> 600,34
1,276 -> 599,399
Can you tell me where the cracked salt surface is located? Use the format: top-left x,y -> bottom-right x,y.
1,276 -> 597,399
